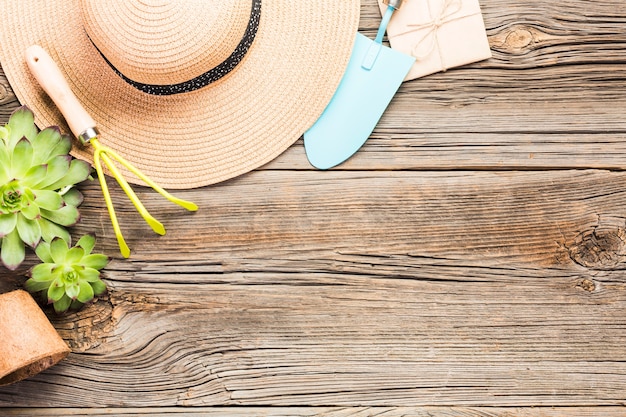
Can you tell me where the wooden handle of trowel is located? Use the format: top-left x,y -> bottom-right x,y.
25,45 -> 97,140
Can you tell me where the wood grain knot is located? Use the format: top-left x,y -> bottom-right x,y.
569,226 -> 626,270
577,279 -> 596,292
489,24 -> 556,54
506,28 -> 534,49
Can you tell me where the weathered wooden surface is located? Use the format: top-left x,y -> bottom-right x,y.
1,0 -> 626,415
3,408 -> 626,417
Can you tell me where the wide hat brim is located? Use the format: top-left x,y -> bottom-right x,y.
0,0 -> 360,189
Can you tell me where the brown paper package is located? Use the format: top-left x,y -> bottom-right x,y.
378,0 -> 492,81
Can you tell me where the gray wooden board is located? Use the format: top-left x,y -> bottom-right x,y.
0,0 -> 625,414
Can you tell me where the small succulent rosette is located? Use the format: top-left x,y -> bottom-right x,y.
0,106 -> 91,270
25,235 -> 109,313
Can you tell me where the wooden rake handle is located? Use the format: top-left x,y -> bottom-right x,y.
25,45 -> 97,143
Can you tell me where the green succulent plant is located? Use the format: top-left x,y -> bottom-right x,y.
25,235 -> 109,313
0,106 -> 91,270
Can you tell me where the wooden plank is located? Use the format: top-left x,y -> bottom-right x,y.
270,132 -> 626,171
0,170 -> 624,407
2,407 -> 626,417
70,169 -> 626,269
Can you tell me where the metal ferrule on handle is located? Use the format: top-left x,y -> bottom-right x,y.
384,0 -> 404,10
79,127 -> 100,144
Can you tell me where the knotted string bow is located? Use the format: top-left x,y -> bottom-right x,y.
391,0 -> 479,70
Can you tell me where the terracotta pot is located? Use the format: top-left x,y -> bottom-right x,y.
0,290 -> 70,386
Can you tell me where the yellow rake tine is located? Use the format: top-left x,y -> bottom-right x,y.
98,150 -> 166,236
94,141 -> 198,212
94,149 -> 130,258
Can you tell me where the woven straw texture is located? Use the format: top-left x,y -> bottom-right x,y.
0,0 -> 360,189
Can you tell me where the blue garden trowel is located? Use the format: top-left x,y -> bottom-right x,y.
304,0 -> 415,169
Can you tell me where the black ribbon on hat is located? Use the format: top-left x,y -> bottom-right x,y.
90,0 -> 261,96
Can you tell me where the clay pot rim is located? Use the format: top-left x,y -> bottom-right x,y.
0,350 -> 69,386
0,290 -> 70,386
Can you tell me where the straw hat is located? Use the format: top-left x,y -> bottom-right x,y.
0,0 -> 360,189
